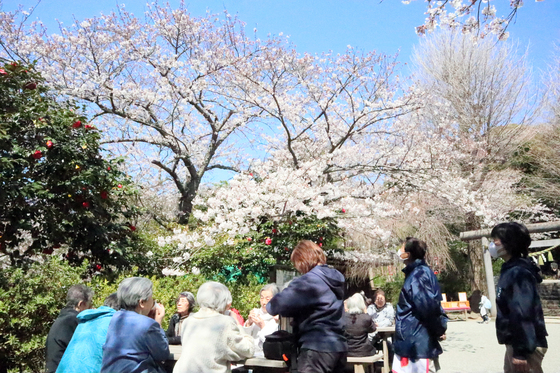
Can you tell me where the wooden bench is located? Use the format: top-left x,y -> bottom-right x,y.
441,293 -> 471,320
347,353 -> 384,373
242,354 -> 383,373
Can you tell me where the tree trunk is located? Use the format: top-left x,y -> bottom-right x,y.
465,211 -> 488,294
177,178 -> 201,225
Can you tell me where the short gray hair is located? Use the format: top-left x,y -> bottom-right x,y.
118,277 -> 153,311
66,284 -> 94,308
347,293 -> 366,314
260,283 -> 279,297
196,282 -> 232,313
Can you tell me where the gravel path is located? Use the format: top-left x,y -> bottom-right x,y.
438,318 -> 559,373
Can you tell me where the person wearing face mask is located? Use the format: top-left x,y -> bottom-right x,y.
490,222 -> 548,373
392,237 -> 447,373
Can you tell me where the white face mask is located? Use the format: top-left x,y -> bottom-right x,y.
397,249 -> 408,262
488,242 -> 506,259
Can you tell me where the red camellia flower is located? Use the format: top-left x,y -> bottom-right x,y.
100,191 -> 108,199
117,184 -> 123,188
0,69 -> 7,76
129,225 -> 137,232
247,237 -> 252,242
107,166 -> 111,171
95,264 -> 102,271
72,120 -> 82,128
46,140 -> 53,149
272,229 -> 278,234
319,243 -> 323,247
249,173 -> 253,177
82,201 -> 90,208
32,150 -> 42,159
85,124 -> 94,130
265,237 -> 272,245
24,82 -> 37,90
341,208 -> 346,213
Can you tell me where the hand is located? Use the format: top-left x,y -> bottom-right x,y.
438,334 -> 446,341
154,303 -> 165,325
512,358 -> 528,373
252,315 -> 265,329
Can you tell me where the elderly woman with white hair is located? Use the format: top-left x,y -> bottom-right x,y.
101,277 -> 169,373
344,293 -> 377,357
243,283 -> 280,357
173,281 -> 254,373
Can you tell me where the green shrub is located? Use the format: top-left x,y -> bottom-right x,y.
369,272 -> 405,305
0,259 -> 87,373
0,257 -> 270,372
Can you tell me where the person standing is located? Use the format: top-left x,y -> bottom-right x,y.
393,237 -> 447,373
46,284 -> 94,373
266,240 -> 347,373
490,222 -> 548,373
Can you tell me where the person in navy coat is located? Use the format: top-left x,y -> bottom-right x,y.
393,237 -> 447,373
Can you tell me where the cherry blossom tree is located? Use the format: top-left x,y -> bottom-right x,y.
0,3 -> 417,227
406,0 -> 545,40
0,3 -> 279,223
404,30 -> 548,291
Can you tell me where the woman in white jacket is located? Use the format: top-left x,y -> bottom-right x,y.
243,283 -> 280,357
173,282 -> 255,373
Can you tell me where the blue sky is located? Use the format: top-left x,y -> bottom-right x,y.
3,0 -> 560,74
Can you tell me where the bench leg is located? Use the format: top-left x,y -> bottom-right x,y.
354,364 -> 365,373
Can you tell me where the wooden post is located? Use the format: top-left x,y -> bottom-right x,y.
481,237 -> 497,318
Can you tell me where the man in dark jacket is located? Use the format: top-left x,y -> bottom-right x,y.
393,237 -> 447,373
267,240 -> 347,373
491,222 -> 548,373
46,284 -> 94,373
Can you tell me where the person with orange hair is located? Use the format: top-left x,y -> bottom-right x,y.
266,240 -> 347,373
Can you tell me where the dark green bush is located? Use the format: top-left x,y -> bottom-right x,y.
0,259 -> 87,373
0,256 -> 267,372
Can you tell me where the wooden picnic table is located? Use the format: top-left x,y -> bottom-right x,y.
376,326 -> 395,373
167,345 -> 383,373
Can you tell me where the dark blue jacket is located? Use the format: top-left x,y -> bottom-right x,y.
101,310 -> 169,373
393,259 -> 447,360
266,264 -> 347,353
496,257 -> 548,359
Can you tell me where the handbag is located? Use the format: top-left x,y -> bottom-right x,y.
262,330 -> 297,362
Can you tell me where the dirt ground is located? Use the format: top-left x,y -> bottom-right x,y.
438,317 -> 559,373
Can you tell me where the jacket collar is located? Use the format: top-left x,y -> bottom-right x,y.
402,259 -> 427,276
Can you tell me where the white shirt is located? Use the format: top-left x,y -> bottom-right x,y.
243,308 -> 279,357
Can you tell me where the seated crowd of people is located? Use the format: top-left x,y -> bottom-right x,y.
45,240 -> 399,373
